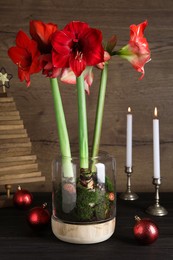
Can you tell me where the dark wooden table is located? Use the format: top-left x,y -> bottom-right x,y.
0,193 -> 172,260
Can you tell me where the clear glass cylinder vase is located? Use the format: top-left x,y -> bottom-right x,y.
51,151 -> 116,244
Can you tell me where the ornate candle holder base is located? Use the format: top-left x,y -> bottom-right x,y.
146,178 -> 168,216
120,190 -> 138,201
146,204 -> 168,216
120,167 -> 138,201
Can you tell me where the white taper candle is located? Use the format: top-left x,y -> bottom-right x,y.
153,107 -> 160,179
126,107 -> 132,168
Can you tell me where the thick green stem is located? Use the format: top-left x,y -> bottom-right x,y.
76,74 -> 89,169
91,62 -> 108,171
50,78 -> 73,178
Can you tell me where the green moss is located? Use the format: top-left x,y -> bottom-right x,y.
75,185 -> 97,221
105,175 -> 114,192
94,190 -> 110,220
75,185 -> 111,221
54,177 -> 115,222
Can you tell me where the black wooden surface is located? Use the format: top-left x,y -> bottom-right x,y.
0,193 -> 172,260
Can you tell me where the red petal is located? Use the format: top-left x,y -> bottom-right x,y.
52,30 -> 72,55
81,28 -> 104,65
83,67 -> 94,94
85,45 -> 104,66
8,47 -> 28,65
29,40 -> 40,58
18,68 -> 25,81
30,20 -> 58,44
29,57 -> 41,74
16,31 -> 32,49
51,68 -> 61,78
60,68 -> 76,84
69,54 -> 86,77
52,49 -> 69,68
130,20 -> 148,41
18,68 -> 31,87
64,21 -> 89,36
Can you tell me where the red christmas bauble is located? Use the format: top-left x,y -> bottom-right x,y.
133,216 -> 159,245
27,203 -> 50,230
13,185 -> 33,209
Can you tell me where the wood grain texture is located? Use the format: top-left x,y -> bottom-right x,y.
0,96 -> 46,190
0,0 -> 173,192
0,193 -> 172,259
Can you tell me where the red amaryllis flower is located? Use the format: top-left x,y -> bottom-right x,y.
30,20 -> 58,54
118,20 -> 151,79
8,30 -> 41,86
30,20 -> 58,77
52,21 -> 104,77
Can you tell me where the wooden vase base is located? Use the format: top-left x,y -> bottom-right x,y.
51,216 -> 116,244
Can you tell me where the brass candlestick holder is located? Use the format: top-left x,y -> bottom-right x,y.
119,166 -> 138,200
0,184 -> 13,208
146,178 -> 168,216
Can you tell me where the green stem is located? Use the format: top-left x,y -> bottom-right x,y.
76,74 -> 89,169
91,62 -> 109,170
50,78 -> 73,178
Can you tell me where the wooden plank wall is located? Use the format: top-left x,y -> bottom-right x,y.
0,0 -> 173,192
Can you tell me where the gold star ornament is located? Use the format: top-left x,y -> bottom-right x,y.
0,67 -> 13,92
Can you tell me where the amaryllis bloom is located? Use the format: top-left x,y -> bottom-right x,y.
8,31 -> 41,86
30,20 -> 58,54
30,20 -> 58,77
52,21 -> 104,77
118,20 -> 151,79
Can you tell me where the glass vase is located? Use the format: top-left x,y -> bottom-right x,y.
51,151 -> 116,244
